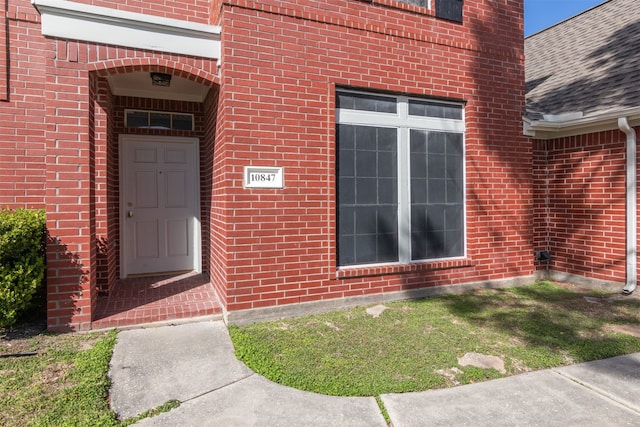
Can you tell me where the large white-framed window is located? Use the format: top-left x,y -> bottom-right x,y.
336,90 -> 465,267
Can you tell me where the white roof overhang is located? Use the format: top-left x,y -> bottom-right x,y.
524,107 -> 640,140
32,0 -> 221,59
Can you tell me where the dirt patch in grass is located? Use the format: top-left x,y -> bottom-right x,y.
32,361 -> 76,391
605,324 -> 640,338
1,320 -> 47,355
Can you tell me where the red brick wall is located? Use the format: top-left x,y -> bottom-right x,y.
43,36 -> 93,330
71,0 -> 219,24
210,0 -> 225,25
202,88 -> 227,302
0,6 -> 7,101
98,77 -> 118,294
0,1 -> 46,208
210,75 -> 234,307
533,131 -> 628,283
218,0 -> 530,312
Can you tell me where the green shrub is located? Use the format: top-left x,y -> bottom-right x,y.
0,208 -> 46,328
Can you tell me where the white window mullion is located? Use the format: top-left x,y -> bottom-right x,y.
397,126 -> 411,263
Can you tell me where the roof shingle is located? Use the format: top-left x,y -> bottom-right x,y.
525,0 -> 640,118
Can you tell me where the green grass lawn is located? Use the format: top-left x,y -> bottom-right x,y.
229,281 -> 640,397
0,330 -> 119,426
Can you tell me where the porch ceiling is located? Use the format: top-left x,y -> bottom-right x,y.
107,72 -> 210,103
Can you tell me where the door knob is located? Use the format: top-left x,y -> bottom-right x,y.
128,211 -> 134,218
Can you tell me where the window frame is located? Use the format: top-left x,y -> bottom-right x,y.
125,109 -> 195,131
336,90 -> 466,268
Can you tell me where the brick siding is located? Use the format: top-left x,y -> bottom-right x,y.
67,0 -> 220,24
0,1 -> 46,207
533,131 -> 628,283
217,0 -> 530,312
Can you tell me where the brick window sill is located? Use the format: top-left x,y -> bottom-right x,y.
336,258 -> 475,279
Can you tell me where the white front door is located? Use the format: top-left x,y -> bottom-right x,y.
120,135 -> 201,277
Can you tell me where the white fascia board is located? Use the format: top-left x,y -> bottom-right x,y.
32,0 -> 221,59
524,106 -> 640,140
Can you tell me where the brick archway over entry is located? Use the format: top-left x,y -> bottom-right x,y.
45,48 -> 220,330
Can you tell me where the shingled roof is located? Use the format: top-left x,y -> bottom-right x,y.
525,0 -> 640,119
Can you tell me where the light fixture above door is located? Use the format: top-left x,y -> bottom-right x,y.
150,72 -> 172,87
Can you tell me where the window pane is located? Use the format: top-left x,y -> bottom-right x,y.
428,179 -> 446,203
410,130 -> 464,260
126,111 -> 149,128
429,132 -> 447,153
338,124 -> 398,266
444,205 -> 464,257
356,178 -> 378,204
379,178 -> 397,203
337,92 -> 397,113
447,133 -> 464,155
339,177 -> 356,205
435,0 -> 463,23
338,234 -> 356,266
149,113 -> 171,129
172,114 -> 194,130
338,148 -> 355,177
356,150 -> 378,178
376,205 -> 399,261
411,178 -> 428,203
428,154 -> 446,179
446,179 -> 463,203
339,206 -> 356,235
409,100 -> 463,119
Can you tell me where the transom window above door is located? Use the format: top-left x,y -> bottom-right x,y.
125,109 -> 194,131
336,90 -> 465,267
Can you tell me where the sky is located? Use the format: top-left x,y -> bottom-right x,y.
524,0 -> 607,36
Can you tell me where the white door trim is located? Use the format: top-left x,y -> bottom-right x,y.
119,134 -> 201,278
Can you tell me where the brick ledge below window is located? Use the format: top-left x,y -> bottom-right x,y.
336,258 -> 475,279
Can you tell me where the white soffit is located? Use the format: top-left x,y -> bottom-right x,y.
107,72 -> 210,103
32,0 -> 221,59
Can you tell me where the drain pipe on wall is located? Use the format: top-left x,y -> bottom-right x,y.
618,117 -> 637,294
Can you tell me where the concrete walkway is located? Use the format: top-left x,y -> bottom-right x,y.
109,321 -> 640,426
